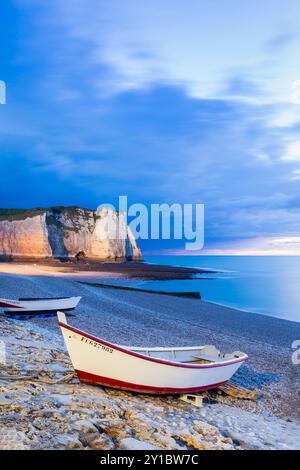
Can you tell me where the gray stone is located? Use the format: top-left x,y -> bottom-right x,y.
118,438 -> 162,450
72,419 -> 98,433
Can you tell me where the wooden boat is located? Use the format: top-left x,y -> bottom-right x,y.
0,296 -> 81,316
57,312 -> 248,394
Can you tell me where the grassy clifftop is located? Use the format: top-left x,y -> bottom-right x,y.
0,208 -> 45,222
0,206 -> 94,222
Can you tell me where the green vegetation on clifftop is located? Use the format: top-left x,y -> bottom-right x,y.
0,208 -> 45,221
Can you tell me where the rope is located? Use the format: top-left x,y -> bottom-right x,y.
0,368 -> 77,384
0,365 -> 73,374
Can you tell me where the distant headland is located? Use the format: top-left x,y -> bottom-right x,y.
0,206 -> 141,262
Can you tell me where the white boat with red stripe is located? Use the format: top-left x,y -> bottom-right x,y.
57,312 -> 248,394
0,296 -> 81,316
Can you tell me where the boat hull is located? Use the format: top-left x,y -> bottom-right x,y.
59,318 -> 247,394
75,369 -> 228,394
1,296 -> 81,315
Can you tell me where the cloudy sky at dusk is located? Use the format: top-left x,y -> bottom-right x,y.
1,0 -> 300,253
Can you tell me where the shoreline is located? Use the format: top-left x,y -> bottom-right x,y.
1,259 -> 299,325
0,262 -> 299,450
0,259 -> 216,280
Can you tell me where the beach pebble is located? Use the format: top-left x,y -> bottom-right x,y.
51,395 -> 74,407
0,428 -> 29,450
89,434 -> 115,450
192,419 -> 219,436
118,437 -> 162,450
1,273 -> 299,451
152,432 -> 186,450
100,420 -> 131,440
56,434 -> 82,449
32,417 -> 47,430
225,416 -> 232,426
0,395 -> 11,405
72,419 -> 98,434
225,431 -> 249,448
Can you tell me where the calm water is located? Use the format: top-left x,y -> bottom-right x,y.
137,256 -> 300,323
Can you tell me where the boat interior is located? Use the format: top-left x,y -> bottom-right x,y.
128,345 -> 246,364
18,297 -> 70,301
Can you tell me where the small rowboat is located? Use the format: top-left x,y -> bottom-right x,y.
57,312 -> 248,394
0,296 -> 81,316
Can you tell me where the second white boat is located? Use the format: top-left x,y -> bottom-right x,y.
0,296 -> 81,316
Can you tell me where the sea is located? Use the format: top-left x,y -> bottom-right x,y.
136,255 -> 300,323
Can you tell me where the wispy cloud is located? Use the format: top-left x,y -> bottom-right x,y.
161,235 -> 300,256
16,0 -> 299,103
282,140 -> 300,161
1,0 -> 300,251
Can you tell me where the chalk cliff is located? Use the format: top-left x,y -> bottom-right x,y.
0,207 -> 141,261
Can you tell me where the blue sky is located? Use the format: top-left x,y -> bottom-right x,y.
1,0 -> 300,253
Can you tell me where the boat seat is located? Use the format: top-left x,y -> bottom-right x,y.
190,353 -> 222,363
183,357 -> 212,364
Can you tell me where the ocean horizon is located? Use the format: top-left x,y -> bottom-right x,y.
139,255 -> 300,324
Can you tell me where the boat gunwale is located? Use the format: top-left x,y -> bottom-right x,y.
59,321 -> 248,370
18,296 -> 81,302
0,296 -> 81,304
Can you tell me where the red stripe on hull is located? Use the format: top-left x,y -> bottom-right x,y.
0,301 -> 23,309
60,322 -> 248,369
75,369 -> 227,394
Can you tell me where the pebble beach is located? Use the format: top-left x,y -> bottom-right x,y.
0,262 -> 299,450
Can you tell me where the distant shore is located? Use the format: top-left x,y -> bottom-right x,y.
0,261 -> 299,450
0,258 -> 216,280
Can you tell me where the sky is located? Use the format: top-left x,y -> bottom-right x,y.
1,0 -> 300,254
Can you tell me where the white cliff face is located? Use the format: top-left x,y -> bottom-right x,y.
0,207 -> 141,260
92,208 -> 127,260
0,214 -> 51,257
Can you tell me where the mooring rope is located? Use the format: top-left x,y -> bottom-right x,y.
0,367 -> 77,384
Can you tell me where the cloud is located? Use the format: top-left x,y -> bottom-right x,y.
265,32 -> 297,51
291,169 -> 300,181
282,140 -> 300,161
3,81 -> 300,243
269,109 -> 300,128
2,0 -> 300,251
157,235 -> 300,255
14,0 -> 299,104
